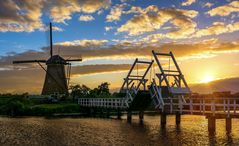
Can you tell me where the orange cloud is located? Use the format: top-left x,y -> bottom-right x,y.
195,21 -> 239,37
182,0 -> 196,6
49,0 -> 110,23
207,1 -> 239,17
56,39 -> 108,47
0,0 -> 111,32
106,4 -> 126,22
203,2 -> 214,8
0,0 -> 44,32
78,15 -> 95,21
117,5 -> 198,37
1,39 -> 239,93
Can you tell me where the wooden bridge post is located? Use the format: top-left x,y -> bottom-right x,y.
161,113 -> 167,127
117,108 -> 121,119
208,116 -> 216,133
139,110 -> 144,124
127,110 -> 132,123
176,111 -> 181,125
106,109 -> 110,118
226,118 -> 232,132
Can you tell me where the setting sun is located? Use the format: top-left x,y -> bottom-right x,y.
201,74 -> 215,83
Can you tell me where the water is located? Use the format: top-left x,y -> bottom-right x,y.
0,115 -> 238,146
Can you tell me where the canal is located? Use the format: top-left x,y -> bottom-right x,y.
0,115 -> 238,145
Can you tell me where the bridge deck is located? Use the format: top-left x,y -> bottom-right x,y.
78,98 -> 126,109
78,94 -> 239,118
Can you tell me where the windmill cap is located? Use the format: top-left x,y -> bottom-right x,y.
46,55 -> 66,65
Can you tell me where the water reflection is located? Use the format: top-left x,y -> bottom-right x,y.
0,115 -> 238,145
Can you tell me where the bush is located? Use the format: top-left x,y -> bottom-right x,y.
0,96 -> 31,116
71,82 -> 113,99
30,104 -> 80,116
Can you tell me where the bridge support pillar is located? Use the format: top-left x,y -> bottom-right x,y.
127,110 -> 132,123
139,111 -> 144,124
106,109 -> 110,118
161,113 -> 167,127
176,112 -> 181,125
117,108 -> 121,119
226,118 -> 232,132
208,116 -> 216,133
99,108 -> 104,118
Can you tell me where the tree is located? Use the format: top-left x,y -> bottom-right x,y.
97,82 -> 111,98
70,82 -> 112,99
2,96 -> 31,116
89,88 -> 99,98
70,84 -> 91,99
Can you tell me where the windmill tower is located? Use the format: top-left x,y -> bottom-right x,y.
13,23 -> 82,95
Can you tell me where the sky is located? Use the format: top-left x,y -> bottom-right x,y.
0,0 -> 239,94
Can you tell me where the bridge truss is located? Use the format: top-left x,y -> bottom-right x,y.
149,50 -> 190,112
120,58 -> 154,107
78,50 -> 239,119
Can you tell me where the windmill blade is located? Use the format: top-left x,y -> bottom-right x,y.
50,22 -> 53,57
66,58 -> 82,62
13,60 -> 46,64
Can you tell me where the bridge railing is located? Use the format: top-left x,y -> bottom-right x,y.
78,98 -> 127,109
168,97 -> 239,117
149,79 -> 165,109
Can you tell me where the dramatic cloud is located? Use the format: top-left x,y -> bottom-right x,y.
0,0 -> 44,32
203,2 -> 214,8
2,39 -> 238,69
124,6 -> 143,14
0,0 -> 111,32
79,15 -> 95,21
141,34 -> 164,43
165,16 -> 197,39
207,1 -> 239,17
55,39 -> 108,47
1,39 -> 239,93
52,26 -> 64,32
106,4 -> 126,22
117,5 -> 198,38
182,0 -> 196,6
71,64 -> 147,77
48,0 -> 111,23
55,39 -> 239,62
195,21 -> 239,37
1,37 -> 238,71
141,20 -> 239,41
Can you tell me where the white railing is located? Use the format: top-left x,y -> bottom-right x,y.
78,98 -> 127,109
149,80 -> 164,109
165,97 -> 239,117
78,95 -> 239,117
77,86 -> 138,109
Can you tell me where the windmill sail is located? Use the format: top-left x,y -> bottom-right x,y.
50,22 -> 53,57
13,60 -> 46,64
12,22 -> 82,95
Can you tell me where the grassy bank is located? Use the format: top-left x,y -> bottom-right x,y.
30,103 -> 81,116
0,94 -> 81,117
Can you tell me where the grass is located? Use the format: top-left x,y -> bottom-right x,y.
0,94 -> 81,116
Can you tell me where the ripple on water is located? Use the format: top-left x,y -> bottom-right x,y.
0,115 -> 239,146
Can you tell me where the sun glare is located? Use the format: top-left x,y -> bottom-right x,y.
201,74 -> 214,83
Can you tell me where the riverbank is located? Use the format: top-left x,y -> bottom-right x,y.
0,94 -> 83,116
0,94 -> 157,117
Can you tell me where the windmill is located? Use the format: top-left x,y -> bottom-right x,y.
13,23 -> 82,95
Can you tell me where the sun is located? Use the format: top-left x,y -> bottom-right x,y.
201,74 -> 214,83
